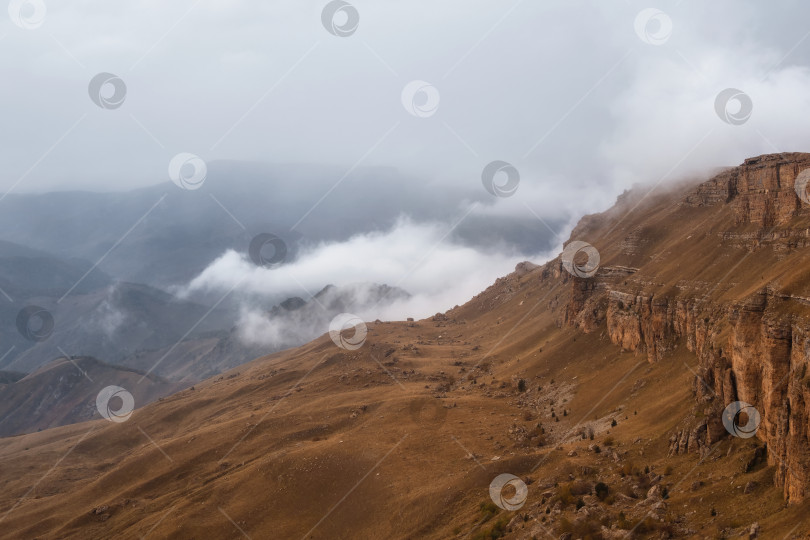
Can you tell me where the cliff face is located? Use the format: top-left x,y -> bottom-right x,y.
561,153 -> 810,503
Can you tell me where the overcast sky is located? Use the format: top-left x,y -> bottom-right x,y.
4,0 -> 810,330
3,1 -> 810,220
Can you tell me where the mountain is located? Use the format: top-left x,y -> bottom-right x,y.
0,282 -> 413,436
0,356 -> 175,437
0,240 -> 111,298
1,154 -> 810,538
113,282 -> 411,383
0,162 -> 559,290
2,280 -> 232,375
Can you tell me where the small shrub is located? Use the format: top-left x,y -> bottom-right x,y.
604,436 -> 614,447
472,515 -> 509,540
570,480 -> 592,496
517,379 -> 527,392
611,418 -> 617,427
555,484 -> 575,506
479,501 -> 498,522
594,482 -> 609,500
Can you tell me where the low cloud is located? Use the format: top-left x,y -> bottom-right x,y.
182,217 -> 553,338
602,48 -> 810,191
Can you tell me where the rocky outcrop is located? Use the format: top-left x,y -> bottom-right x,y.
685,153 -> 810,227
560,153 -> 810,503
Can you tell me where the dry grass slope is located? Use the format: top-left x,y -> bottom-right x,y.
1,154 -> 810,538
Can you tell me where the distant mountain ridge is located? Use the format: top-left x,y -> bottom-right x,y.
0,355 -> 174,437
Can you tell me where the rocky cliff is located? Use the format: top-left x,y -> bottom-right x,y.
560,152 -> 810,503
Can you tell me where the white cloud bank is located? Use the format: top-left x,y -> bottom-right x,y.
182,217 -> 549,326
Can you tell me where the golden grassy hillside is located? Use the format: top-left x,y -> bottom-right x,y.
2,154 -> 810,539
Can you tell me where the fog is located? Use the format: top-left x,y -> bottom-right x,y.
4,1 -> 810,347
181,218 -> 545,331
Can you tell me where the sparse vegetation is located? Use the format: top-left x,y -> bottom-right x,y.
594,481 -> 609,500
472,515 -> 509,540
479,501 -> 499,521
552,481 -> 592,508
557,515 -> 604,539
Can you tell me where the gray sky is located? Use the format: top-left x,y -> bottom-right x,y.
4,0 -> 810,334
3,2 -> 810,215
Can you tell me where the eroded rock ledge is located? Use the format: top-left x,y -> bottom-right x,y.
555,153 -> 810,503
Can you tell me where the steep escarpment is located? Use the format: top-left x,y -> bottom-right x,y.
561,152 -> 810,503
